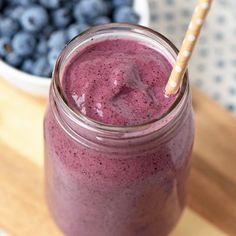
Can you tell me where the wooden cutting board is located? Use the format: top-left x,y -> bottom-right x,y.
0,79 -> 236,236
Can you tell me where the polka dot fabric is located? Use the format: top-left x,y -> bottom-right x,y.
149,0 -> 236,113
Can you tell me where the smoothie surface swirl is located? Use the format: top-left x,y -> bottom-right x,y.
62,39 -> 177,126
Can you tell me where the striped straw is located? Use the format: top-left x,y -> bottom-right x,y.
165,0 -> 213,96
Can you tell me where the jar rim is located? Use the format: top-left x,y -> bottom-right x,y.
52,23 -> 189,135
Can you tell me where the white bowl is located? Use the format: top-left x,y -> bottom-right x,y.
0,0 -> 150,97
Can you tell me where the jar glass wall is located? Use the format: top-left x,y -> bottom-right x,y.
44,23 -> 194,236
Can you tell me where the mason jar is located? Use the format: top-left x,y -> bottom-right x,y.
44,23 -> 194,236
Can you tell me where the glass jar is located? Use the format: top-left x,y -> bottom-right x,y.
44,23 -> 194,236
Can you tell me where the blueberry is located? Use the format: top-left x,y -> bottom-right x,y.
12,32 -> 36,56
20,0 -> 37,6
6,52 -> 23,67
11,0 -> 37,5
0,37 -> 12,57
39,0 -> 61,9
5,0 -> 17,6
92,16 -> 111,25
48,30 -> 67,50
20,6 -> 49,32
0,18 -> 20,37
37,39 -> 48,55
73,4 -> 87,23
112,0 -> 133,7
32,57 -> 52,77
52,8 -> 72,29
78,0 -> 109,19
113,6 -> 139,23
32,53 -> 41,60
48,48 -> 60,67
9,6 -> 25,20
103,0 -> 113,11
21,59 -> 34,73
4,7 -> 14,17
67,23 -> 89,40
63,1 -> 74,11
42,26 -> 54,38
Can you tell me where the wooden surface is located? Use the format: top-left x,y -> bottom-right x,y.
0,79 -> 236,236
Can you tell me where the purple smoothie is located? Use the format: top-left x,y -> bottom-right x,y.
62,39 -> 176,126
44,34 -> 194,236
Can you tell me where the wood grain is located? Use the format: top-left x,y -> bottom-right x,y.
0,141 -> 62,236
189,89 -> 236,236
1,79 -> 236,236
0,79 -> 46,167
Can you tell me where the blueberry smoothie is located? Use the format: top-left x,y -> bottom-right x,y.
44,25 -> 194,236
62,39 -> 176,126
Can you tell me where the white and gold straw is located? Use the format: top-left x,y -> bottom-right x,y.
165,0 -> 213,96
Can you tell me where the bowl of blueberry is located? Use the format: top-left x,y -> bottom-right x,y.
0,0 -> 149,97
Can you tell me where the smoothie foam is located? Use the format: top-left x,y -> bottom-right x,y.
62,39 -> 177,126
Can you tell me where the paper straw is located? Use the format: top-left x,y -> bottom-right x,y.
165,0 -> 213,96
